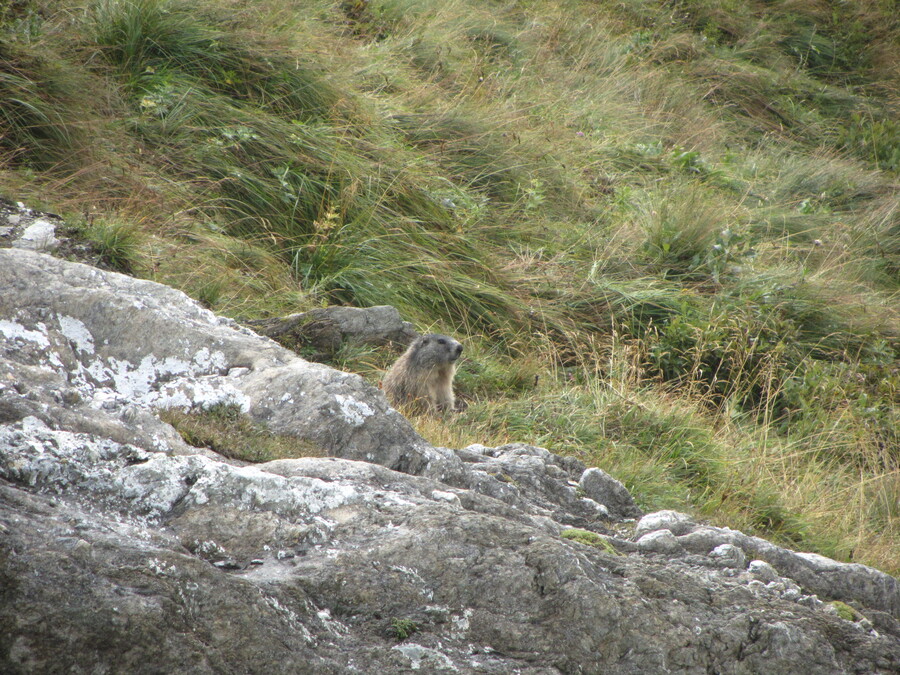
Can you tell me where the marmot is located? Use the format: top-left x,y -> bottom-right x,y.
382,333 -> 463,413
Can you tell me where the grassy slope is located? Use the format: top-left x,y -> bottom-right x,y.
2,0 -> 898,573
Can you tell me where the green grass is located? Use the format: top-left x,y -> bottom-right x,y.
561,529 -> 620,555
80,218 -> 142,273
159,403 -> 323,462
2,0 -> 899,575
0,41 -> 80,168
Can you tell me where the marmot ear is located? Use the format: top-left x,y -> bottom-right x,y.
421,337 -> 429,345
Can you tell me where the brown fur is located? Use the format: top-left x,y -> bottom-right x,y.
382,333 -> 463,413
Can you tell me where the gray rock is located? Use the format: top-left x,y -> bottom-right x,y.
0,248 -> 458,480
11,217 -> 60,251
0,198 -> 65,253
244,305 -> 417,358
677,525 -> 740,553
632,508 -> 900,620
1,246 -> 899,673
578,466 -> 642,519
636,529 -> 684,554
457,442 -> 612,529
4,419 -> 899,673
748,559 -> 781,583
709,543 -> 746,569
634,509 -> 697,538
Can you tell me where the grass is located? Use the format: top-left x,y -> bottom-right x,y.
0,40 -> 81,169
1,0 -> 898,575
561,529 -> 620,555
80,218 -> 142,273
158,403 -> 323,462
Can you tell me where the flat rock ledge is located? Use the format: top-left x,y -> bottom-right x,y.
1,248 -> 899,674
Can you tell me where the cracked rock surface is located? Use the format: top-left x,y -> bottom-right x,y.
2,248 -> 899,674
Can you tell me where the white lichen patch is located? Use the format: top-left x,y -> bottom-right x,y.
57,315 -> 95,355
0,417 -> 138,495
191,347 -> 228,371
114,455 -> 202,518
194,540 -> 227,556
263,595 -> 315,644
392,644 -> 457,672
147,558 -> 178,576
153,378 -> 250,412
333,394 -> 374,427
179,461 -> 360,521
450,608 -> 474,640
1,426 -> 362,524
103,355 -> 173,401
61,344 -> 248,413
316,607 -> 350,636
389,565 -> 433,600
0,319 -> 50,348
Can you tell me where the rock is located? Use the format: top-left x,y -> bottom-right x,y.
677,525 -> 740,553
630,509 -> 900,620
1,246 -> 899,673
578,466 -> 643,520
0,199 -> 64,253
636,529 -> 683,554
709,543 -> 746,569
10,217 -> 60,251
0,248 -> 459,480
244,305 -> 417,359
631,505 -> 900,619
748,559 -> 781,583
0,198 -> 111,268
5,428 -> 898,673
457,443 -> 613,529
634,509 -> 697,538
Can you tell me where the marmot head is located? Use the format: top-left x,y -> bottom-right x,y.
415,333 -> 463,363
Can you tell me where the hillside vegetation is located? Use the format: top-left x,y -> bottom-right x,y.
2,0 -> 899,573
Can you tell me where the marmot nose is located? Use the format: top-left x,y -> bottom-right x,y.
455,344 -> 463,355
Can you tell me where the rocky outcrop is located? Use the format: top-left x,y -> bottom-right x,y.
2,247 -> 899,674
244,305 -> 417,360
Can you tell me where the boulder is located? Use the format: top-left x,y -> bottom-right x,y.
579,466 -> 643,520
244,305 -> 417,359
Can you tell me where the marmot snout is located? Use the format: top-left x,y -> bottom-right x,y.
382,333 -> 463,413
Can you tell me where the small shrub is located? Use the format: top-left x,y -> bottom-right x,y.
560,529 -> 619,555
637,182 -> 733,279
89,0 -> 336,119
389,618 -> 418,641
829,601 -> 862,622
838,113 -> 900,173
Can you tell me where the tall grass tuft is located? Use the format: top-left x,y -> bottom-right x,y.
0,43 -> 78,168
89,0 -> 337,120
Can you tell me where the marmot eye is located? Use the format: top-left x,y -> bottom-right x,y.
437,338 -> 446,345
